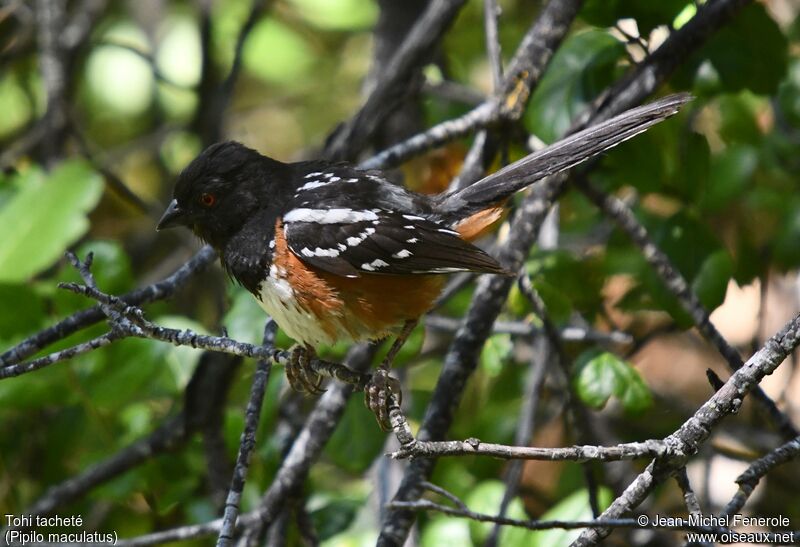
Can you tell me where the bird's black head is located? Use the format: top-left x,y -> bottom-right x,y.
157,141 -> 288,249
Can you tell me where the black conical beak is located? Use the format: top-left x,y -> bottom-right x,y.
157,199 -> 186,231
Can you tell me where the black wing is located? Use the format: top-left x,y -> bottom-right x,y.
282,208 -> 506,278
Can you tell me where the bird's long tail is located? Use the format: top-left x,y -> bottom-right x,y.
434,93 -> 692,218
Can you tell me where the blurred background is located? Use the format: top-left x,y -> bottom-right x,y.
1,0 -> 799,545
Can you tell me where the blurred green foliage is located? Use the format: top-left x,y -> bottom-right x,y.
1,0 -> 799,544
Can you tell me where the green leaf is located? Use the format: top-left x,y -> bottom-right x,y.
0,161 -> 103,282
0,283 -> 45,340
526,30 -> 625,143
324,397 -> 386,473
679,4 -> 788,95
526,250 -> 605,322
224,287 -> 271,345
530,488 -> 613,547
421,518 -> 472,547
581,0 -> 689,34
676,131 -> 710,202
289,0 -> 377,30
243,18 -> 314,84
480,334 -> 512,377
573,350 -> 653,415
777,59 -> 800,128
691,250 -> 734,311
650,210 -> 721,282
773,197 -> 800,269
465,480 -> 536,547
310,498 -> 362,541
717,94 -> 763,146
700,145 -> 758,211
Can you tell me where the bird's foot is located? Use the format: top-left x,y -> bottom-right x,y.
365,367 -> 402,431
285,345 -> 324,394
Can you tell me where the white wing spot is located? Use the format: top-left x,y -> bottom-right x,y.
406,237 -> 418,243
284,208 -> 378,224
346,178 -> 359,183
322,172 -> 334,179
438,228 -> 460,236
269,239 -> 276,249
402,214 -> 425,221
300,247 -> 340,258
329,176 -> 341,182
304,172 -> 323,178
297,180 -> 330,192
361,259 -> 389,271
345,227 -> 376,247
404,225 -> 415,230
393,249 -> 412,259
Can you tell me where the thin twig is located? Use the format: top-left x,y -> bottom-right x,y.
483,0 -> 503,92
674,467 -> 703,518
13,353 -> 239,521
386,499 -> 770,536
217,320 -> 277,547
0,331 -> 119,380
113,344 -> 379,546
1,246 -> 218,366
573,311 -> 800,546
54,258 -> 370,389
378,0 -> 759,543
390,438 -> 666,461
326,0 -> 469,161
721,435 -> 800,517
577,176 -> 798,440
424,315 -> 632,344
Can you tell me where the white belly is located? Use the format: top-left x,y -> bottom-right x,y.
255,276 -> 337,347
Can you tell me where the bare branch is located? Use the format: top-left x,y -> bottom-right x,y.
576,177 -> 798,440
386,499 -> 763,536
390,438 -> 666,461
113,344 -> 378,546
573,312 -> 800,545
362,0 -> 582,173
0,331 -> 119,380
326,0 -> 468,161
722,435 -> 800,517
424,314 -> 632,344
217,320 -> 277,547
1,246 -> 217,366
483,0 -> 503,92
379,0 -> 763,543
35,0 -> 67,163
674,467 -> 703,519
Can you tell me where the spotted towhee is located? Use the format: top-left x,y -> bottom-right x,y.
158,94 -> 689,426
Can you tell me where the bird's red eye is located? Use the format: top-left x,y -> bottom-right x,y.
199,192 -> 216,207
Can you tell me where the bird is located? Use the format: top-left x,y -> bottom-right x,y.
157,93 -> 690,427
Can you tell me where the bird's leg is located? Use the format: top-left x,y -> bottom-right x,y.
365,319 -> 417,430
285,344 -> 324,394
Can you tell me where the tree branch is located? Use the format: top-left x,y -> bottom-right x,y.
1,246 -> 217,367
576,177 -> 798,439
325,0 -> 468,161
216,320 -> 276,547
573,312 -> 800,545
390,438 -> 666,461
721,435 -> 800,517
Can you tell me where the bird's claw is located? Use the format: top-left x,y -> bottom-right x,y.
365,368 -> 402,431
285,345 -> 324,394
